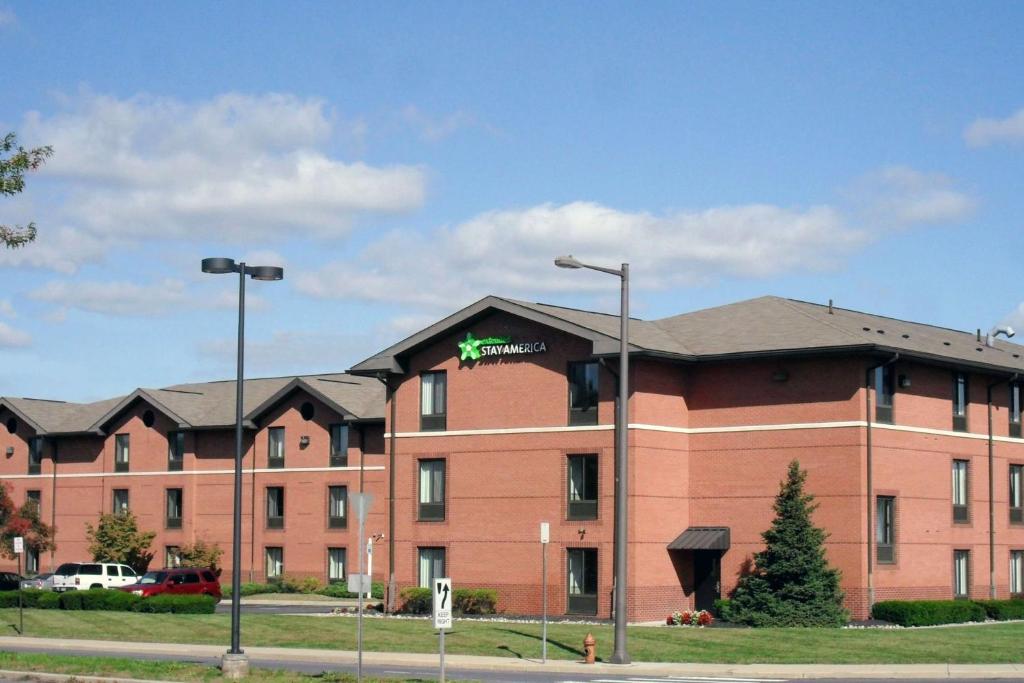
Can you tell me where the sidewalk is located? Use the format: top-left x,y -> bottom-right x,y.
1,636 -> 1023,679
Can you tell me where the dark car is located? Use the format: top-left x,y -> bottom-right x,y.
0,572 -> 25,591
119,567 -> 222,601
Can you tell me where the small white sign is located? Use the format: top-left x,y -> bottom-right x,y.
347,573 -> 371,594
540,522 -> 550,544
432,578 -> 452,630
12,537 -> 23,554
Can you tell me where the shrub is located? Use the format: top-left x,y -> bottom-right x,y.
453,588 -> 498,615
228,582 -> 280,597
871,600 -> 986,626
713,598 -> 733,622
36,591 -> 60,609
77,588 -> 140,611
399,586 -> 432,614
136,594 -> 216,614
974,599 -> 1024,621
58,590 -> 85,610
317,580 -> 386,599
0,590 -> 22,607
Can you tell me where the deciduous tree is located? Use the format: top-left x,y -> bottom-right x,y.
1,132 -> 53,248
0,482 -> 56,560
85,512 -> 155,574
178,538 -> 223,573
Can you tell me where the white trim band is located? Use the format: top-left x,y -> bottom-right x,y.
0,465 -> 386,481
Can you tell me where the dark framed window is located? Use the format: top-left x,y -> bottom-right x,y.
167,431 -> 185,471
328,547 -> 346,583
265,547 -> 283,580
874,365 -> 894,424
268,427 -> 285,468
876,496 -> 896,564
1011,383 -> 1022,439
112,488 -> 129,514
420,371 -> 447,431
568,362 -> 599,426
165,546 -> 182,568
418,547 -> 445,588
418,459 -> 445,521
266,487 -> 284,529
28,437 -> 43,475
25,490 -> 41,513
567,548 -> 598,615
567,454 -> 598,520
1011,550 -> 1023,596
1010,464 -> 1023,524
330,423 -> 349,467
952,459 -> 969,523
25,546 -> 39,574
165,488 -> 182,529
328,485 -> 348,528
952,372 -> 969,432
114,434 -> 130,472
953,549 -> 970,598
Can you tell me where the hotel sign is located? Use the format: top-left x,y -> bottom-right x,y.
458,332 -> 547,361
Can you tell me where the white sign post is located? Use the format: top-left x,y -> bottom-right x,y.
433,577 -> 452,682
13,536 -> 23,635
540,522 -> 549,662
350,493 -> 374,683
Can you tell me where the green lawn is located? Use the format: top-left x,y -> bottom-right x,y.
1,609 -> 1023,664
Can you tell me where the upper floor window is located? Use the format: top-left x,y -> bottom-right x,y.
165,488 -> 183,529
420,371 -> 447,431
112,488 -> 129,514
876,496 -> 896,564
418,547 -> 445,588
328,485 -> 348,528
953,549 -> 970,598
268,427 -> 285,468
418,459 -> 446,521
568,362 -> 599,426
330,423 -> 349,467
952,372 -> 969,432
28,437 -> 44,475
1011,383 -> 1022,439
1010,464 -> 1023,524
167,431 -> 185,471
114,434 -> 130,473
567,454 -> 598,520
952,459 -> 969,523
25,490 -> 41,514
874,365 -> 894,424
266,486 -> 284,529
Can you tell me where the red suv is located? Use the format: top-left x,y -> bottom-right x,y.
120,568 -> 222,601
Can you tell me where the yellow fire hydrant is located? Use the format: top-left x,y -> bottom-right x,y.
583,632 -> 596,664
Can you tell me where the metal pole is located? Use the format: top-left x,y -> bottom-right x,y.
439,628 -> 445,683
357,504 -> 364,683
542,539 -> 548,663
18,550 -> 23,636
229,264 -> 246,656
610,263 -> 630,664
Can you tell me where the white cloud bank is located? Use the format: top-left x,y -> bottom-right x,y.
0,322 -> 31,348
965,107 -> 1024,147
28,278 -> 266,317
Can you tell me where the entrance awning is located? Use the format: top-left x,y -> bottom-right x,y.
667,527 -> 730,550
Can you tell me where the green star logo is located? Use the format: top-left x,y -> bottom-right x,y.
458,332 -> 483,361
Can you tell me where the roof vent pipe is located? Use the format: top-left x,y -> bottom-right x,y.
986,325 -> 1016,347
977,329 -> 982,343
828,299 -> 834,314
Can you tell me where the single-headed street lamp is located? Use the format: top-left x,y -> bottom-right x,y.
554,254 -> 630,664
202,257 -> 283,678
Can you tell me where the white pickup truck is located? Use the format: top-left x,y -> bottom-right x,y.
51,562 -> 140,591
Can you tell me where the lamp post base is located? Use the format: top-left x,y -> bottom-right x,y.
608,652 -> 631,665
221,652 -> 250,679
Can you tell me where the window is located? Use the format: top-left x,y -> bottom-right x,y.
567,454 -> 598,520
1011,383 -> 1022,439
165,546 -> 182,567
112,489 -> 130,514
952,459 -> 969,523
25,546 -> 39,574
268,485 -> 284,528
328,548 -> 346,583
328,485 -> 348,528
114,434 -> 130,472
418,547 -> 445,588
106,565 -> 120,576
953,549 -> 970,598
268,427 -> 285,468
418,459 -> 445,521
952,372 -> 969,432
874,365 -> 894,424
168,431 -> 185,471
25,490 -> 41,514
28,437 -> 43,475
165,488 -> 182,529
1012,550 -> 1024,596
876,496 -> 896,564
1011,464 -> 1023,524
420,371 -> 447,431
265,547 -> 283,580
567,548 -> 598,615
568,362 -> 599,426
330,424 -> 349,467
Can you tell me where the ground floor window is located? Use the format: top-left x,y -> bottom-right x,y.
953,549 -> 970,598
418,547 -> 445,588
266,547 -> 283,580
25,546 -> 39,574
567,548 -> 598,615
876,496 -> 895,564
165,546 -> 181,568
1011,550 -> 1023,596
328,547 -> 346,583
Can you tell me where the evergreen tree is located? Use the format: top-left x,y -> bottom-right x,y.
728,460 -> 848,626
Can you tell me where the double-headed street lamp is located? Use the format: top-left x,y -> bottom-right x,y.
554,255 -> 630,665
201,257 -> 283,678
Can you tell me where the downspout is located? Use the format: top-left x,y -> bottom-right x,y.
376,373 -> 398,614
249,433 -> 256,583
49,438 -> 58,572
988,373 -> 1018,599
865,353 -> 899,610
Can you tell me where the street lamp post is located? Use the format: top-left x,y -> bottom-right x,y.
202,257 -> 283,679
554,255 -> 630,665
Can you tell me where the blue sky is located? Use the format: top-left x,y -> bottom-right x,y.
2,2 -> 1024,402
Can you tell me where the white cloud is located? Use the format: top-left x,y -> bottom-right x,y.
27,277 -> 267,317
846,166 -> 975,228
0,226 -> 111,273
400,105 -> 494,142
196,329 -> 372,376
964,108 -> 1024,147
0,322 -> 31,348
0,7 -> 15,27
1001,303 -> 1024,334
0,300 -> 14,318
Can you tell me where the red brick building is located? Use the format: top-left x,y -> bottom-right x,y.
3,295 -> 1024,620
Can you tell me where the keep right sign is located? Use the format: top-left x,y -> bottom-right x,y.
432,578 -> 452,630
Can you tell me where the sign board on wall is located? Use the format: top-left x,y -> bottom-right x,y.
458,332 -> 547,362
